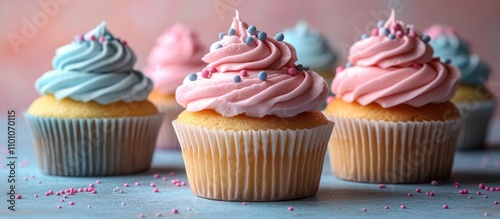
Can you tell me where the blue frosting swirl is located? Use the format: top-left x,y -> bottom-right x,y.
36,22 -> 153,104
428,33 -> 490,86
282,21 -> 337,72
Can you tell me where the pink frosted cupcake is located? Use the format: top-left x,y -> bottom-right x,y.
144,23 -> 206,149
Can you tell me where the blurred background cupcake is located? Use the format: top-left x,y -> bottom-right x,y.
25,22 -> 163,176
425,24 -> 496,150
283,21 -> 337,83
144,23 -> 206,149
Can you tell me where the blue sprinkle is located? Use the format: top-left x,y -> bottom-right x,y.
104,35 -> 112,40
377,20 -> 385,28
388,33 -> 396,40
345,62 -> 353,68
443,58 -> 452,64
188,73 -> 197,81
248,25 -> 257,34
381,28 -> 390,36
215,43 -> 223,49
233,75 -> 241,83
257,32 -> 267,41
422,35 -> 431,43
258,71 -> 267,81
304,66 -> 310,71
296,64 -> 304,72
228,28 -> 236,36
361,34 -> 369,40
245,36 -> 254,45
276,33 -> 284,41
219,32 -> 226,40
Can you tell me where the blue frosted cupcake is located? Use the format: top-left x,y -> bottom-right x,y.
425,24 -> 496,149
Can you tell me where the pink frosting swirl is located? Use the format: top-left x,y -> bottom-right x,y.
144,23 -> 206,94
175,11 -> 328,118
332,10 -> 461,108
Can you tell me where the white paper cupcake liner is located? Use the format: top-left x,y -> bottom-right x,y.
172,120 -> 334,201
325,115 -> 461,183
455,99 -> 496,150
24,112 -> 164,176
152,101 -> 184,149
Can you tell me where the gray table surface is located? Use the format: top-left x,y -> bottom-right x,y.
1,119 -> 499,219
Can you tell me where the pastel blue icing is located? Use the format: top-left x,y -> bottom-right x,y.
429,35 -> 490,86
36,22 -> 153,105
283,21 -> 337,72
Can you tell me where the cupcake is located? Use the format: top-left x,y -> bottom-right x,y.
144,23 -> 206,149
324,11 -> 462,183
425,24 -> 496,150
283,21 -> 337,81
173,11 -> 334,201
25,22 -> 163,176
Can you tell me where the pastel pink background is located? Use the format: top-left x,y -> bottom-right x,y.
1,0 -> 499,118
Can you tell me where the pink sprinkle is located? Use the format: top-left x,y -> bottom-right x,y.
34,194 -> 38,198
431,180 -> 438,186
384,206 -> 389,209
89,183 -> 94,188
426,192 -> 429,196
69,201 -> 75,205
78,188 -> 83,192
156,213 -> 162,217
124,183 -> 129,187
240,70 -> 248,77
456,185 -> 461,188
63,195 -> 68,198
443,205 -> 449,209
477,191 -> 482,195
88,35 -> 95,41
150,182 -> 156,187
139,214 -> 145,218
61,199 -> 65,202
91,190 -> 97,194
208,67 -> 217,73
45,192 -> 50,196
362,208 -> 367,212
171,180 -> 177,184
16,194 -> 22,199
65,189 -> 71,193
181,182 -> 187,186
408,31 -> 417,38
153,188 -> 159,193
395,30 -> 404,38
23,177 -> 27,181
489,188 -> 494,191
430,192 -> 435,196
75,34 -> 83,41
201,69 -> 210,78
408,193 -> 412,197
391,23 -> 401,31
400,205 -> 406,209
242,202 -> 247,205
288,207 -> 294,211
56,192 -> 61,196
135,182 -> 141,186
153,173 -> 160,178
486,186 -> 490,190
416,188 -> 421,193
87,187 -> 94,192
484,195 -> 489,198
162,177 -> 167,181
172,208 -> 178,214
49,190 -> 54,194
61,190 -> 66,194
326,96 -> 334,104
412,63 -> 422,68
98,37 -> 105,43
494,201 -> 499,205
378,184 -> 385,189
479,183 -> 485,189
371,28 -> 379,36
463,189 -> 468,194
469,196 -> 473,199
119,190 -> 124,193
121,40 -> 127,46
57,205 -> 62,209
96,180 -> 102,184
288,67 -> 297,76
335,66 -> 344,73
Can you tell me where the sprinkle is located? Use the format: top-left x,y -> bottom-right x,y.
215,43 -> 223,49
99,36 -> 105,43
431,180 -> 439,186
443,58 -> 451,64
34,194 -> 38,198
122,202 -> 126,206
135,182 -> 140,186
258,32 -> 267,41
139,214 -> 145,218
371,28 -> 379,36
477,192 -> 482,195
187,207 -> 191,210
240,70 -> 248,77
391,23 -> 401,31
494,201 -> 499,205
400,205 -> 406,209
63,195 -> 68,198
124,183 -> 129,187
88,35 -> 96,41
245,36 -> 254,45
16,194 -> 22,199
396,31 -> 404,38
304,66 -> 310,71
380,28 -> 390,36
295,64 -> 304,72
172,209 -> 178,214
45,192 -> 50,196
422,35 -> 431,43
248,25 -> 257,34
153,188 -> 159,193
150,182 -> 156,187
384,206 -> 389,209
170,171 -> 176,176
345,62 -> 353,68
362,208 -> 367,212
89,183 -> 94,188
484,195 -> 489,198
57,205 -> 62,209
276,33 -> 284,41
408,193 -> 412,197
61,199 -> 65,202
326,96 -> 334,104
336,66 -> 345,73
430,192 -> 435,196
23,177 -> 27,181
78,188 -> 83,192
162,177 -> 167,181
56,192 -> 61,196
37,181 -> 41,184
288,207 -> 294,211
258,71 -> 267,81
288,67 -> 297,76
361,33 -> 369,40
156,213 -> 162,217
96,180 -> 101,184
242,202 -> 247,205
377,20 -> 385,28
75,34 -> 83,42
228,28 -> 236,36
484,212 -> 489,217
378,184 -> 385,189
69,201 -> 75,205
416,188 -> 421,193
486,186 -> 490,190
443,205 -> 449,209
233,75 -> 241,83
408,31 -> 417,38
119,190 -> 124,193
188,73 -> 197,81
175,182 -> 181,187
388,33 -> 396,40
219,32 -> 226,40
469,196 -> 473,199
91,190 -> 97,194
30,175 -> 35,178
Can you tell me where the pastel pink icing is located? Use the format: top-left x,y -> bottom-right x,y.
332,10 -> 460,108
144,23 -> 206,94
176,11 -> 328,118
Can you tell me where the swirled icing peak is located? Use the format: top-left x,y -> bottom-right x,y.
331,10 -> 461,108
176,11 -> 329,118
36,21 -> 153,105
424,24 -> 490,86
282,21 -> 337,71
144,23 -> 206,94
